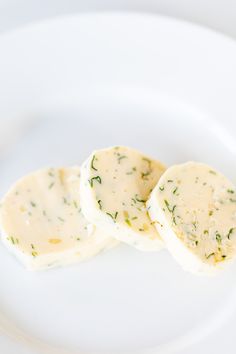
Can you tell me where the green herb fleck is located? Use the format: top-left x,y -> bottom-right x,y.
58,216 -> 65,222
141,171 -> 151,179
203,230 -> 209,235
97,200 -> 102,210
164,200 -> 176,213
32,251 -> 38,257
230,198 -> 236,203
227,228 -> 234,239
106,211 -> 118,222
48,182 -> 55,189
125,219 -> 132,227
216,233 -> 222,243
159,186 -> 165,192
63,197 -> 70,205
30,201 -> 36,208
209,210 -> 213,216
142,157 -> 151,168
73,200 -> 78,208
167,179 -> 173,183
91,155 -> 98,171
227,189 -> 235,194
118,155 -> 127,164
89,176 -> 102,187
206,252 -> 215,259
9,236 -> 19,245
173,187 -> 178,194
31,244 -> 35,249
209,170 -> 216,175
135,194 -> 146,203
192,221 -> 197,230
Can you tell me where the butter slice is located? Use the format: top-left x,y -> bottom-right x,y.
80,146 -> 165,251
147,162 -> 236,275
0,167 -> 117,270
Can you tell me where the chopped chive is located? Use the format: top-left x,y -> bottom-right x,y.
58,216 -> 65,222
167,179 -> 173,183
209,170 -> 216,175
32,251 -> 38,257
159,186 -> 165,191
48,182 -> 55,189
97,200 -> 102,210
209,210 -> 213,216
30,201 -> 36,207
203,230 -> 209,235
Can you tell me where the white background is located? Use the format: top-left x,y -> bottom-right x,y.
0,1 -> 236,353
0,0 -> 236,38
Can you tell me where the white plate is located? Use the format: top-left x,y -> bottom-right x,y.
0,13 -> 236,354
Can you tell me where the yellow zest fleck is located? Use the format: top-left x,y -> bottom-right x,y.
123,210 -> 129,218
59,169 -> 65,185
20,206 -> 26,212
48,238 -> 62,244
142,223 -> 149,231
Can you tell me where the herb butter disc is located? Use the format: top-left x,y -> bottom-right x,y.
147,162 -> 236,275
0,167 -> 117,270
80,146 -> 166,251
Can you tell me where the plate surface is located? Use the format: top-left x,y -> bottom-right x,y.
0,13 -> 236,354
